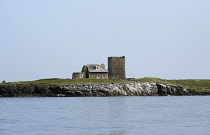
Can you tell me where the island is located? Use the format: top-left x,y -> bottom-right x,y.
0,78 -> 210,97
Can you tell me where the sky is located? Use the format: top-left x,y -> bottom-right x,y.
1,0 -> 210,82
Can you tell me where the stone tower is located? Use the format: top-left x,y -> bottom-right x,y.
108,56 -> 126,79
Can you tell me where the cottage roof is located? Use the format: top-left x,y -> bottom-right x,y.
86,64 -> 108,73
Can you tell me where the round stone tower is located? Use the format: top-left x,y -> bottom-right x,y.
108,56 -> 126,79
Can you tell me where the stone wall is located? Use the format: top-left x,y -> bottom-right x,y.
72,72 -> 85,79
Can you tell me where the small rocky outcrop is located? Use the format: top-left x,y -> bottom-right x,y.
156,84 -> 200,96
0,82 -> 209,97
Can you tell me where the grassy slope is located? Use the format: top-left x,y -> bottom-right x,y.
1,78 -> 210,92
168,79 -> 210,92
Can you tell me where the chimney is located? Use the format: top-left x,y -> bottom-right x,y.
101,63 -> 105,69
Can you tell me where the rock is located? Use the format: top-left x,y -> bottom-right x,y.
0,82 -> 210,97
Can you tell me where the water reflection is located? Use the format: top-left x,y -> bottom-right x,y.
109,130 -> 127,135
107,97 -> 128,134
95,130 -> 127,135
108,97 -> 127,115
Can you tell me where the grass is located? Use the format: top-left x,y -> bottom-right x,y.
167,79 -> 210,92
127,78 -> 171,84
1,78 -> 128,85
1,78 -> 210,92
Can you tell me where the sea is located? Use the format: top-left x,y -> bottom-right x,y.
0,96 -> 210,135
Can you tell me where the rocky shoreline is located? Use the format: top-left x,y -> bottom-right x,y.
0,82 -> 210,97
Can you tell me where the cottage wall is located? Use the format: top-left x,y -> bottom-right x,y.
72,72 -> 85,79
89,73 -> 108,79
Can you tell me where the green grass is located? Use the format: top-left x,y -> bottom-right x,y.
1,78 -> 210,92
1,78 -> 128,85
127,77 -> 171,84
167,79 -> 210,92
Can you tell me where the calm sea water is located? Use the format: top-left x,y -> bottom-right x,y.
0,96 -> 210,135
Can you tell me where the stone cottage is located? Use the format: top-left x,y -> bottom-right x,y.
72,64 -> 108,79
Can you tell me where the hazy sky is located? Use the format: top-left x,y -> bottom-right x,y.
1,0 -> 210,82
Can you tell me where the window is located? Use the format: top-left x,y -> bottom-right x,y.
98,73 -> 100,78
94,66 -> 98,70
